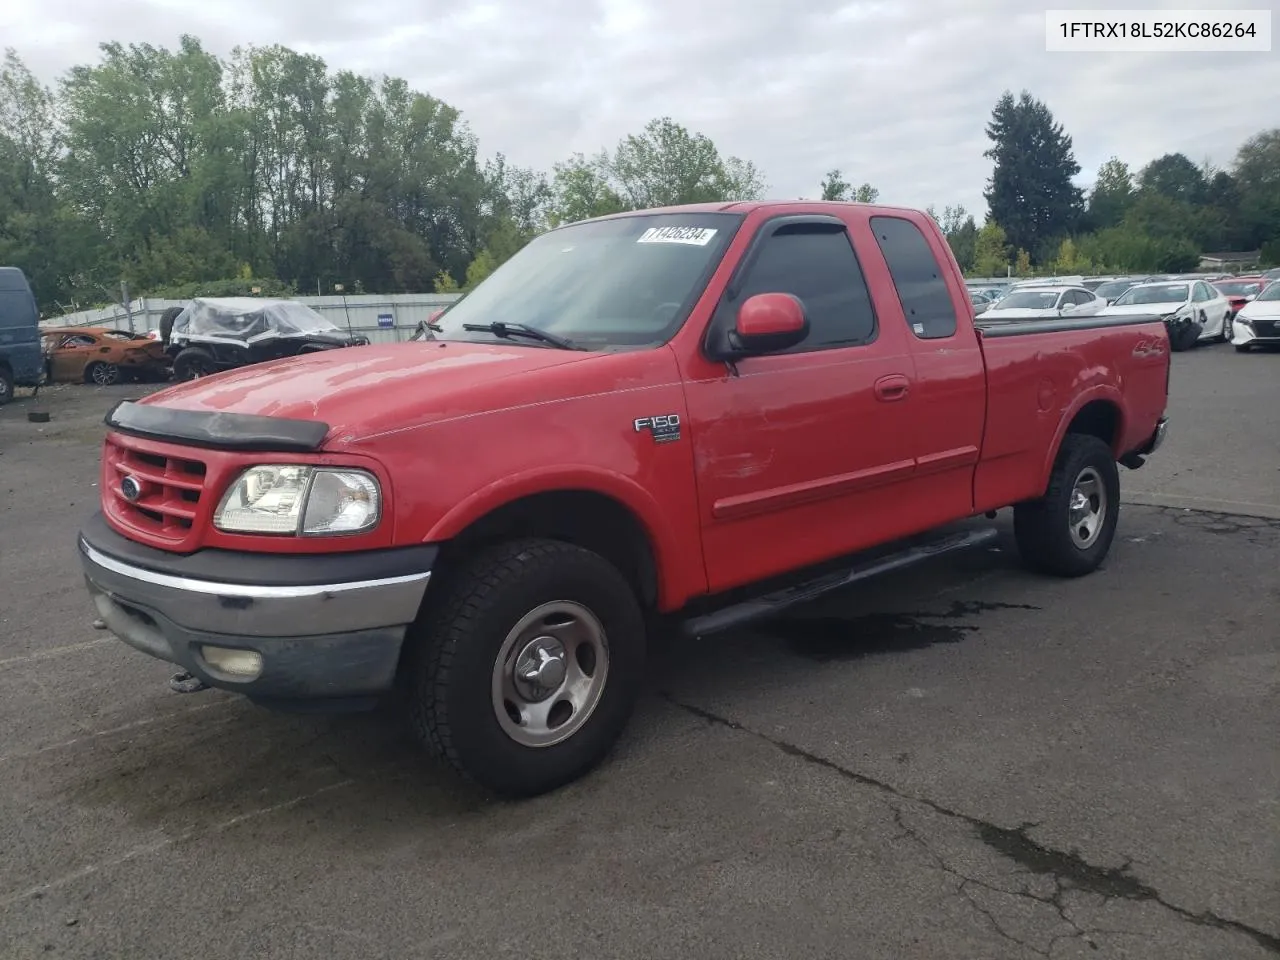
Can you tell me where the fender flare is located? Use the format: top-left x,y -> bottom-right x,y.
423,464 -> 699,608
1037,386 -> 1127,493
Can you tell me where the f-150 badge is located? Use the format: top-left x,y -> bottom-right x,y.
634,414 -> 681,443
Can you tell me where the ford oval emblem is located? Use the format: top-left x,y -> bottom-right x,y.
120,476 -> 143,502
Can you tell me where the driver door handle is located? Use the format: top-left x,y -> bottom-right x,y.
874,374 -> 910,402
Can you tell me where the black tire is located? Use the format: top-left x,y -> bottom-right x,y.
0,365 -> 12,406
84,361 -> 120,386
403,538 -> 646,798
1014,434 -> 1121,578
1235,344 -> 1250,353
158,306 -> 183,345
172,348 -> 217,381
1220,313 -> 1233,343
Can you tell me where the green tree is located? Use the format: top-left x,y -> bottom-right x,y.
462,248 -> 497,291
1014,249 -> 1032,276
983,90 -> 1084,261
973,222 -> 1011,276
1086,157 -> 1134,230
819,168 -> 851,201
547,152 -> 626,226
608,117 -> 766,208
1138,153 -> 1206,204
0,48 -> 93,309
1232,129 -> 1280,250
852,182 -> 879,203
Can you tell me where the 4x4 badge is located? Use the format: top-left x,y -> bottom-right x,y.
634,414 -> 681,443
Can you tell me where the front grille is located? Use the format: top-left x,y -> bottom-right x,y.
1246,318 -> 1280,337
103,436 -> 208,541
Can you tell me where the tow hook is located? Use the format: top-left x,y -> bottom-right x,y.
169,670 -> 210,693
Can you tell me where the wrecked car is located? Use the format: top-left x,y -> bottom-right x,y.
164,297 -> 371,381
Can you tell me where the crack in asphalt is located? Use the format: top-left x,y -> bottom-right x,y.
1158,507 -> 1280,546
665,695 -> 1280,957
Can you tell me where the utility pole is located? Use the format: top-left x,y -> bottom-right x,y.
121,281 -> 135,333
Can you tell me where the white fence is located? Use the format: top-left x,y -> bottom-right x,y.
42,293 -> 464,343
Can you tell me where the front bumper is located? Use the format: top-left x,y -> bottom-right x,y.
1231,318 -> 1280,345
78,512 -> 435,705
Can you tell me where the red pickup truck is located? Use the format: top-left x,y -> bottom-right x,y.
78,201 -> 1170,797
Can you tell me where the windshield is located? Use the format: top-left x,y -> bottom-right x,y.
1094,280 -> 1137,299
1255,282 -> 1280,302
431,212 -> 743,349
994,291 -> 1061,310
1114,283 -> 1188,305
1214,281 -> 1262,296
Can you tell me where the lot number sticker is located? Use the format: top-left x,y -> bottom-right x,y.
637,226 -> 718,246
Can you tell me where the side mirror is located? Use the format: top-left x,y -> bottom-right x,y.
1060,302 -> 1076,314
727,293 -> 809,355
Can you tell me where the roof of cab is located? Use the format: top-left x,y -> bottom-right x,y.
571,199 -> 935,225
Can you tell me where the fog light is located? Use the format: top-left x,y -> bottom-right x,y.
200,645 -> 264,680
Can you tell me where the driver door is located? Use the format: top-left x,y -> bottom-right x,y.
51,334 -> 99,381
679,215 -> 921,593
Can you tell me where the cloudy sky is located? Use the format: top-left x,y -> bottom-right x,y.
3,0 -> 1277,219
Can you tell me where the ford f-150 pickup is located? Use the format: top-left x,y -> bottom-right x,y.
77,201 -> 1170,797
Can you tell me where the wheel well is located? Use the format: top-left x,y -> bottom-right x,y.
1065,400 -> 1120,451
437,490 -> 660,608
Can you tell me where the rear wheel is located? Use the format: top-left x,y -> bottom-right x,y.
85,361 -> 120,386
172,348 -> 217,381
1220,312 -> 1233,342
0,365 -> 12,405
1014,434 -> 1121,578
403,538 -> 645,797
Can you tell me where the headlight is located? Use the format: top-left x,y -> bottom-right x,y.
213,464 -> 381,536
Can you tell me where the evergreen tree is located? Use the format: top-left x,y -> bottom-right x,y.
982,91 -> 1083,261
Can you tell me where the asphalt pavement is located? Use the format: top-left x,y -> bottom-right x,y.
0,341 -> 1276,960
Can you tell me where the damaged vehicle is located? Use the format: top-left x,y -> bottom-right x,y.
164,297 -> 370,381
41,327 -> 172,385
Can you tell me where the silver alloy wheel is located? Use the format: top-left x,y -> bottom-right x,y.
491,600 -> 610,748
91,362 -> 120,385
1222,313 -> 1233,342
0,378 -> 9,402
1068,466 -> 1106,549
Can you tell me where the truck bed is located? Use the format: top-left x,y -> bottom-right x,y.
971,310 -> 1169,514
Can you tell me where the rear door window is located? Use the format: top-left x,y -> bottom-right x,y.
869,216 -> 958,339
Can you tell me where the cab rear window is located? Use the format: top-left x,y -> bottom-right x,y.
870,216 -> 958,340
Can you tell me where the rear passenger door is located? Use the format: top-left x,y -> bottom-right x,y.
681,215 -> 920,593
867,214 -> 985,524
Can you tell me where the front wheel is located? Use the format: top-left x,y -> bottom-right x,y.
403,538 -> 646,797
1014,434 -> 1121,578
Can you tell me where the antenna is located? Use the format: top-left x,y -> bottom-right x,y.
335,283 -> 355,341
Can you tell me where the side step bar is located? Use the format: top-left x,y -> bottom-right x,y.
681,527 -> 1000,639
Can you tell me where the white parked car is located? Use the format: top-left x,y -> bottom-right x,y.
1101,279 -> 1230,352
979,285 -> 1106,319
1231,280 -> 1280,352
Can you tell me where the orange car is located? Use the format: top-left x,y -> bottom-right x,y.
41,326 -> 171,385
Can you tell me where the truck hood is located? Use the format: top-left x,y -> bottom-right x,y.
139,341 -> 596,441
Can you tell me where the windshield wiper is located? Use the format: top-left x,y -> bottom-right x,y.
461,321 -> 582,350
